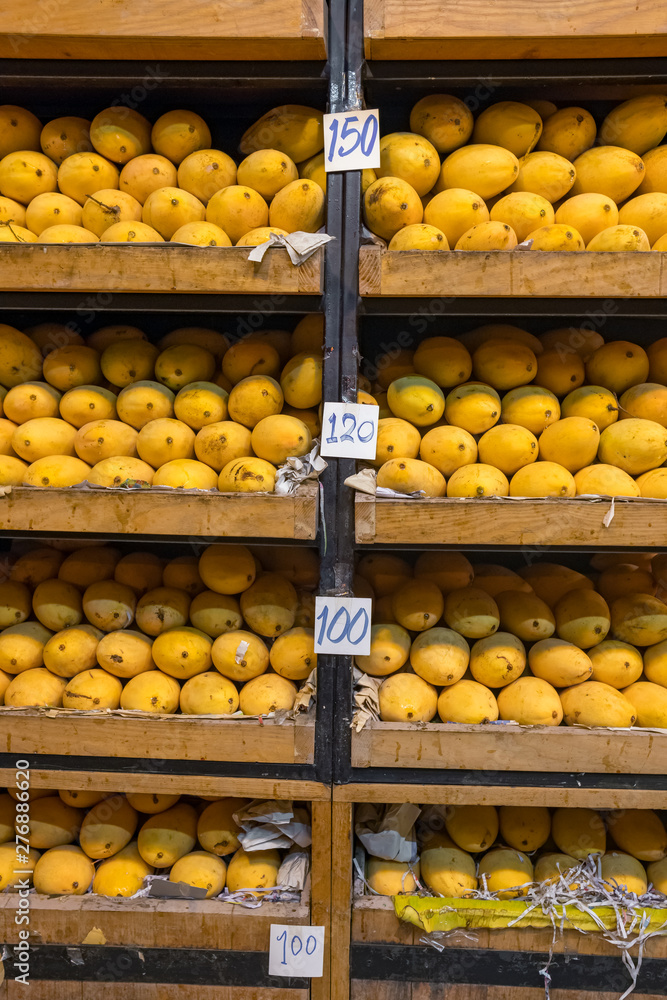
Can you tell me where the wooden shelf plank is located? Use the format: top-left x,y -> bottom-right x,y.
0,245 -> 322,296
0,484 -> 318,540
355,494 -> 665,547
364,0 -> 667,59
334,783 -> 667,809
351,722 -> 667,773
359,246 -> 666,298
0,0 -> 326,60
0,768 -> 331,800
0,710 -> 315,765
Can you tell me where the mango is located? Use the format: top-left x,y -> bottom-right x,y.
0,105 -> 42,158
496,590 -> 555,642
638,145 -> 667,195
648,857 -> 667,894
534,853 -> 579,887
135,585 -> 191,636
500,385 -> 560,436
0,195 -> 26,226
571,146 -> 644,202
508,150 -> 576,202
138,802 -> 198,867
89,456 -> 155,487
206,185 -> 268,244
551,808 -> 605,860
471,565 -> 532,598
0,621 -> 52,674
499,806 -> 551,853
170,850 -> 226,897
423,187 -> 489,246
601,852 -> 648,896
446,463 -> 509,498
119,153 -> 178,203
101,220 -> 163,242
420,846 -> 477,897
153,458 -> 218,489
445,383 -> 501,434
393,579 -> 444,631
57,152 -> 119,205
60,385 -> 117,427
27,796 -> 84,848
269,627 -> 316,681
535,348 -> 585,398
355,623 -> 411,677
4,667 -> 66,707
589,640 -> 643,689
473,102 -> 542,157
93,841 -> 153,897
32,578 -> 82,631
0,842 -> 41,891
527,223 -> 585,250
409,94 -> 474,154
151,626 -> 212,680
162,556 -> 205,598
477,423 -> 538,476
239,672 -> 296,715
377,457 -> 446,496
455,220 -> 517,250
43,624 -> 103,678
622,680 -> 667,727
366,857 -> 420,896
440,144 -> 520,200
529,638 -> 593,687
560,680 -> 636,727
96,629 -> 155,678
410,627 -> 470,685
280,352 -> 322,409
152,110 -> 211,165
600,94 -> 667,155
0,581 -> 31,627
587,224 -> 650,251
418,425 -> 476,478
388,223 -> 447,250
26,191 -> 83,234
378,672 -> 438,722
180,671 -> 239,715
62,667 -> 122,710
226,846 -> 281,896
218,457 -> 276,493
79,795 -> 138,859
172,220 -> 231,245
437,678 -> 499,723
519,563 -> 593,607
490,191 -> 554,242
600,418 -> 667,476
497,675 -> 563,725
363,176 -> 423,241
606,809 -> 667,863
211,629 -> 268,683
33,845 -> 94,895
554,589 -> 610,648
469,632 -> 526,688
12,416 -> 77,463
120,669 -> 180,713
178,148 -> 237,204
537,106 -> 597,160
478,847 -> 534,898
443,586 -> 499,638
510,461 -> 576,498
240,105 -> 323,162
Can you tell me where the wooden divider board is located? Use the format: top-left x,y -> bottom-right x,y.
358,246 -> 667,298
351,986 -> 664,1000
0,988 -> 308,1000
333,783 -> 667,809
0,246 -> 322,295
0,483 -> 318,540
351,721 -> 667,773
0,0 -> 326,60
354,494 -> 663,546
364,0 -> 667,59
0,711 -> 315,764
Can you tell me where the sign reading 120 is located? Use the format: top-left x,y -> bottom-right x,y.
323,110 -> 381,172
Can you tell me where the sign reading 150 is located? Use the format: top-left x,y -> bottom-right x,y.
323,110 -> 381,172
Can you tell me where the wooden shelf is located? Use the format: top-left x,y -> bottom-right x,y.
0,245 -> 323,296
351,721 -> 667,774
359,246 -> 667,298
364,0 -> 667,59
355,494 -> 664,547
0,483 -> 318,539
0,709 -> 315,766
333,783 -> 667,809
0,0 -> 326,60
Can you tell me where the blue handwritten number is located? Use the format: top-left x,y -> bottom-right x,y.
340,413 -> 356,443
357,420 -> 375,443
361,115 -> 378,156
326,119 -> 339,162
291,935 -> 303,957
306,936 -> 317,956
316,604 -> 370,646
338,116 -> 361,157
348,608 -> 370,645
277,929 -> 288,965
325,413 -> 338,444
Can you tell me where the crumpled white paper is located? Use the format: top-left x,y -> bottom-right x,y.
343,467 -> 424,499
275,440 -> 327,496
355,803 -> 421,863
247,231 -> 334,265
233,800 -> 312,851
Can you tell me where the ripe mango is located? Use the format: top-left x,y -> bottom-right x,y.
599,418 -> 667,475
206,185 -> 268,244
151,110 -> 211,165
363,176 -> 423,241
440,144 -> 519,200
479,847 -> 534,898
638,144 -> 667,195
423,188 -> 489,246
388,223 -> 447,250
226,846 -> 281,896
79,795 -> 138,859
178,148 -> 237,204
606,809 -> 667,862
355,623 -> 411,677
437,678 -> 499,723
446,462 -> 509,498
218,457 -> 276,493
377,132 -> 440,196
410,94 -> 474,154
281,352 -> 322,409
601,852 -> 648,896
560,680 -> 636,727
575,461 -> 642,496
551,808 -> 605,859
57,152 -> 119,205
446,805 -> 498,853
33,844 -> 94,895
490,191 -> 554,243
587,224 -> 650,251
174,382 -> 228,430
410,627 -> 470,685
120,669 -> 180,713
211,629 -> 268,683
0,621 -> 53,674
269,178 -> 325,234
589,639 -> 644,689
473,102 -> 542,158
93,840 -> 153,897
477,423 -> 537,476
239,672 -> 297,715
44,624 -> 103,678
500,385 -> 560,436
4,666 -> 66,707
497,675 -> 563,725
469,632 -> 526,687
455,220 -> 517,251
499,806 -> 551,853
508,150 -> 575,202
377,457 -> 446,496
135,586 -> 191,636
138,802 -> 198,867
195,421 -> 252,471
180,671 -> 239,715
571,146 -> 645,202
600,94 -> 667,155
378,672 -> 438,722
118,153 -> 177,203
443,586 -> 499,638
393,579 -> 444,631
528,637 -> 593,687
622,680 -> 667,727
537,106 -> 596,160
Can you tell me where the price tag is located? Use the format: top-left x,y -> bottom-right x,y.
269,924 -> 325,978
323,109 -> 381,172
319,402 -> 379,460
314,597 -> 372,655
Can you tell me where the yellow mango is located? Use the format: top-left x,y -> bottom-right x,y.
89,107 -> 151,164
455,220 -> 517,250
206,185 -> 268,244
552,808 -> 606,859
0,105 -> 42,157
537,106 -> 597,160
32,579 -> 82,631
446,805 -> 498,853
446,462 -> 509,498
490,191 -> 554,242
82,580 -> 136,632
280,352 -> 322,409
239,672 -> 296,715
469,632 -> 526,687
0,195 -> 26,226
59,385 -> 117,428
363,176 -> 423,241
518,563 -> 593,607
180,671 -> 239,715
376,457 -> 446,496
93,840 -> 153,897
529,637 -> 593,687
499,806 -> 551,853
472,339 -> 536,391
388,223 -> 448,250
269,178 -> 325,234
354,623 -> 411,677
0,621 -> 52,674
62,667 -> 122,710
218,457 -> 276,493
169,851 -> 226,897
423,188 -> 489,247
118,153 -> 177,203
387,375 -> 444,426
496,590 -> 555,641
560,680 -> 636,727
27,796 -> 84,848
410,627 -> 470,685
79,795 -> 138,859
471,564 -> 532,597
509,461 -> 576,498
33,845 -> 94,895
443,586 -> 499,638
420,846 -> 477,897
576,465 -> 640,500
638,144 -> 667,195
240,106 -> 323,162
535,348 -> 585,397
0,841 -> 41,891
120,669 -> 180,713
600,94 -> 667,155
500,385 -> 560,436
571,146 -> 645,202
648,857 -> 667,894
0,581 -> 31,627
409,94 -> 474,154
478,849 -> 534,898
238,573 -> 297,637
96,629 -> 154,678
100,220 -> 163,242
357,553 -> 412,597
378,672 -> 438,722
443,382 -> 500,434
178,148 -> 237,204
440,144 -> 520,200
57,152 -> 119,205
12,416 -> 77,463
587,224 -> 650,251
437,678 -> 499,723
599,418 -> 667,475
135,586 -> 191,636
477,423 -> 538,476
534,853 -> 579,887
269,626 -> 316,681
473,101 -> 542,157
226,846 -> 281,896
151,626 -> 212,680
589,639 -> 643,689
622,680 -> 667,726
527,223 -> 585,250
620,383 -> 667,428
3,383 -> 59,425
606,809 -> 667,862
588,339 -> 651,396
138,802 -> 198,867
508,150 -> 576,202
4,666 -> 66,707
373,417 -> 421,469
561,385 -> 618,430
601,852 -> 648,896
377,132 -> 440,196
152,111 -> 211,165
211,629 -> 268,683
419,424 -> 477,477
196,798 -> 246,855
43,624 -> 103,678
539,417 -> 600,473
389,579 -> 442,633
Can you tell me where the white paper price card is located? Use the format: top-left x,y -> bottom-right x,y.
323,109 -> 381,172
319,402 -> 379,460
314,597 -> 372,656
269,924 -> 325,978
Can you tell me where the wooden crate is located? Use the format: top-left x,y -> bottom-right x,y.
0,0 -> 326,60
364,0 -> 667,59
0,246 -> 323,296
359,246 -> 667,298
0,776 -> 331,1000
330,797 -> 667,1000
351,721 -> 667,773
0,483 -> 318,541
354,494 -> 662,546
0,709 -> 316,766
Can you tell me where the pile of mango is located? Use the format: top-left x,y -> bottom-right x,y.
362,802 -> 667,900
0,319 -> 322,491
0,104 -> 326,245
362,95 -> 667,251
1,788 -> 298,897
359,325 -> 667,498
354,550 -> 667,728
0,541 -> 318,715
